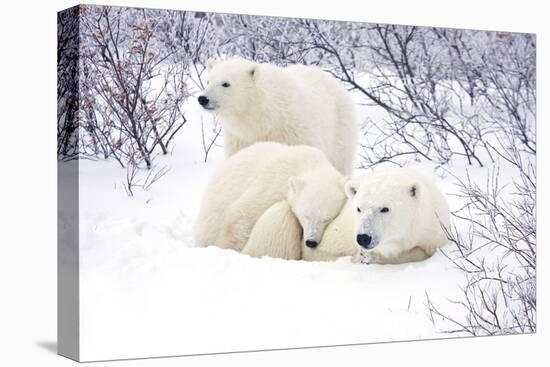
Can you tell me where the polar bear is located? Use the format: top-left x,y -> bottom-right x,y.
344,168 -> 450,264
197,57 -> 358,175
241,201 -> 302,260
242,198 -> 359,262
193,142 -> 347,252
301,200 -> 359,262
241,176 -> 353,261
241,168 -> 449,264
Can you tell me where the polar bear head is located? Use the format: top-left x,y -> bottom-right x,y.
287,168 -> 347,249
344,171 -> 420,252
198,57 -> 257,118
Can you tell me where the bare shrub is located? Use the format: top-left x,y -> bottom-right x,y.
57,7 -> 80,160
123,163 -> 171,197
79,6 -> 189,169
200,116 -> 222,163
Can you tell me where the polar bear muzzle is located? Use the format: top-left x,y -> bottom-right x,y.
356,233 -> 376,250
305,240 -> 318,248
198,95 -> 210,107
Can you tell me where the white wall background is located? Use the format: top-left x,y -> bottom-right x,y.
0,0 -> 546,366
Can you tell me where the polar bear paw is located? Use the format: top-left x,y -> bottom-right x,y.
357,250 -> 376,264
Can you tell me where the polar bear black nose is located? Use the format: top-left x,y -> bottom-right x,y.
198,95 -> 209,106
305,240 -> 318,248
356,234 -> 373,249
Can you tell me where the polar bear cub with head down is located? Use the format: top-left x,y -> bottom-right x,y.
344,168 -> 450,264
301,199 -> 359,262
194,142 -> 347,253
197,57 -> 358,175
241,173 -> 352,261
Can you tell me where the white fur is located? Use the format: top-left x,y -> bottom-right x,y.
242,199 -> 359,262
193,142 -> 345,252
242,177 -> 352,262
287,167 -> 347,246
241,201 -> 302,260
199,57 -> 359,175
345,168 -> 451,264
302,200 -> 359,262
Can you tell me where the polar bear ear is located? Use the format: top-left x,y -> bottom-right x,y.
288,176 -> 304,196
207,58 -> 219,72
344,178 -> 359,199
410,184 -> 418,198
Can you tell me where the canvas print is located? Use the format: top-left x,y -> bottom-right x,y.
57,4 -> 536,362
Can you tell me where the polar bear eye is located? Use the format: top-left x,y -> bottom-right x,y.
356,207 -> 361,213
380,207 -> 390,213
221,82 -> 231,88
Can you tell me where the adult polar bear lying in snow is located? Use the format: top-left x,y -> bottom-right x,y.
193,142 -> 347,253
345,168 -> 450,264
197,57 -> 358,175
244,168 -> 450,264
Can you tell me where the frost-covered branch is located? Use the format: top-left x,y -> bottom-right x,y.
427,149 -> 535,336
77,5 -> 189,169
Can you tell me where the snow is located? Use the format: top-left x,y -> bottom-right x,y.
59,84 -> 502,362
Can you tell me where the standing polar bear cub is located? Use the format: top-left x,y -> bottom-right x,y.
198,57 -> 359,175
344,168 -> 450,264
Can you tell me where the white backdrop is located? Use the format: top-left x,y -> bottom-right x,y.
0,0 -> 546,366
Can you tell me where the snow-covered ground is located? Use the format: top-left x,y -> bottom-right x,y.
61,92 -> 485,362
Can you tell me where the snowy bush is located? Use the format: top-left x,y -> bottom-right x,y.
57,7 -> 80,160
299,24 -> 535,169
78,6 -> 189,169
426,153 -> 536,335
